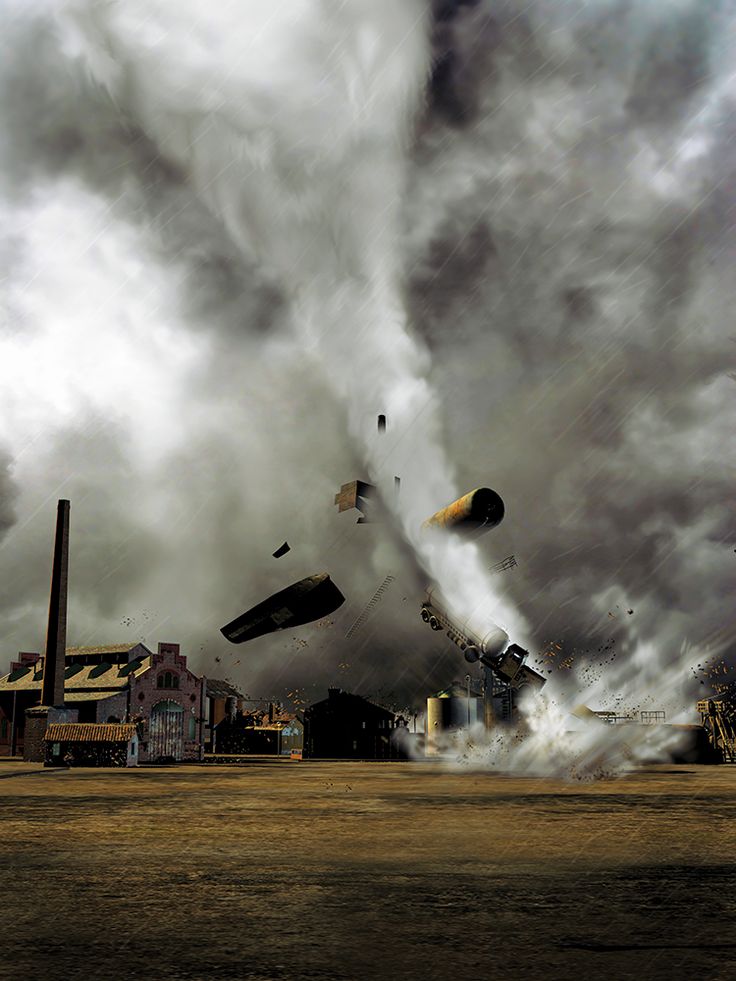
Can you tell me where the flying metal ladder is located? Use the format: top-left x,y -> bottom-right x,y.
345,575 -> 396,639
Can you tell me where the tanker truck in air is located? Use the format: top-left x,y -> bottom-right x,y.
420,587 -> 545,692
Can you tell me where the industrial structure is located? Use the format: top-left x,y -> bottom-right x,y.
425,682 -> 484,756
21,500 -> 76,760
0,642 -> 205,762
699,693 -> 736,763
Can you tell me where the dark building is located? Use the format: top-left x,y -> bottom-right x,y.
204,678 -> 245,752
303,688 -> 397,759
212,703 -> 303,756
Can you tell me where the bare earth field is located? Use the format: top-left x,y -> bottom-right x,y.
1,760 -> 735,981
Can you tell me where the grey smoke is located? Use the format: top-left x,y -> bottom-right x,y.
0,0 -> 733,714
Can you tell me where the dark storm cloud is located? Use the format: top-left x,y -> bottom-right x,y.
0,450 -> 18,540
625,3 -> 714,126
1,0 -> 734,714
0,7 -> 284,342
407,0 -> 736,684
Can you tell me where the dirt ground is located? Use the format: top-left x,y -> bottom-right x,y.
1,759 -> 735,981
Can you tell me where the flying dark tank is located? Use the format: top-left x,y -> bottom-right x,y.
221,573 -> 345,644
421,487 -> 505,537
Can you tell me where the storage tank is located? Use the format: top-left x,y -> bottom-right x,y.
426,686 -> 484,757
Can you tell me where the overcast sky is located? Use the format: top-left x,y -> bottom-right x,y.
0,0 -> 734,712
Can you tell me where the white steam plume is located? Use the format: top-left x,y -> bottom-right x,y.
419,637 -> 713,781
59,0 -> 527,639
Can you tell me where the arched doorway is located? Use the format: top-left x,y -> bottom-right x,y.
149,700 -> 184,761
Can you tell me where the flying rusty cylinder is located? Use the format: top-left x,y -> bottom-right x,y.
421,488 -> 505,537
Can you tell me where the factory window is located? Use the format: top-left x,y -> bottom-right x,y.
188,716 -> 196,740
362,721 -> 366,730
157,671 -> 180,690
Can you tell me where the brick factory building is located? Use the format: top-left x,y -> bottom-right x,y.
0,642 -> 204,762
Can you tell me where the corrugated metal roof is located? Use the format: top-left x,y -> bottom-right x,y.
44,723 -> 137,743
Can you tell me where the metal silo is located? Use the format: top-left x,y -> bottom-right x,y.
425,682 -> 484,756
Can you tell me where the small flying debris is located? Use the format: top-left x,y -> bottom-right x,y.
272,541 -> 290,559
334,480 -> 376,523
377,414 -> 386,433
422,487 -> 505,537
490,554 -> 517,574
221,573 -> 345,645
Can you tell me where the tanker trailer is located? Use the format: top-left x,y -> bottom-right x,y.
420,587 -> 545,691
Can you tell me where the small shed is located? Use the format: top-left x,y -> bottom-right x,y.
44,722 -> 139,767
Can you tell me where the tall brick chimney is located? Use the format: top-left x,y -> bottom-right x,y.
41,499 -> 70,708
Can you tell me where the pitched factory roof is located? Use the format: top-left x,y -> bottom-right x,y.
64,691 -> 126,703
65,644 -> 148,657
0,657 -> 152,693
305,689 -> 395,717
44,723 -> 137,743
